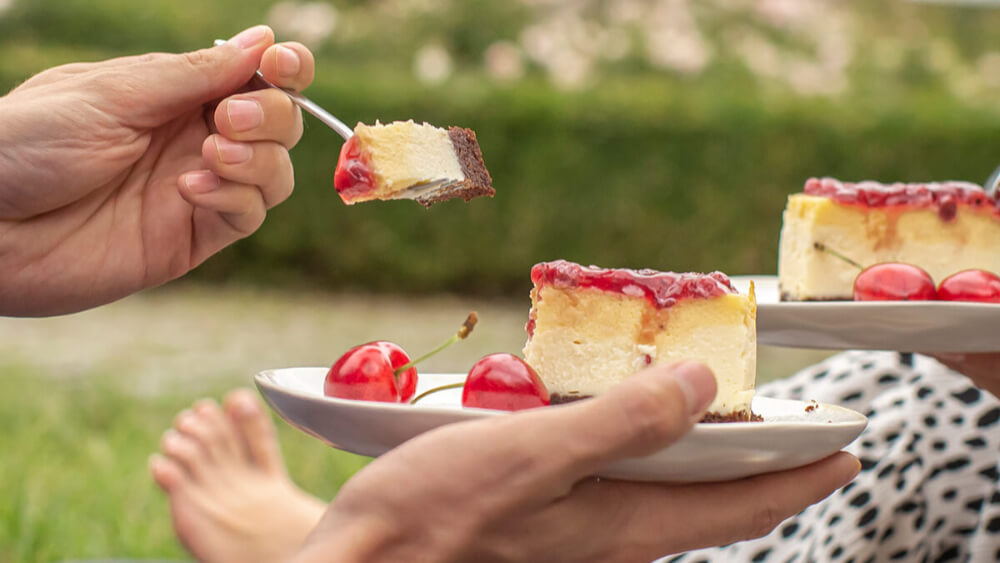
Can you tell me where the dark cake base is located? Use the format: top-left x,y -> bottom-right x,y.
550,393 -> 762,423
413,127 -> 495,207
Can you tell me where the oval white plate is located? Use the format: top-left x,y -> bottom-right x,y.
255,368 -> 867,483
732,276 -> 1000,353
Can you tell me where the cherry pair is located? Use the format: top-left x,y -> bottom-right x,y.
813,243 -> 1000,302
853,265 -> 1000,302
323,313 -> 549,411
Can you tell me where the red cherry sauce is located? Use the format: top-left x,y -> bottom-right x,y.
529,260 -> 736,331
525,312 -> 537,339
803,177 -> 996,222
334,135 -> 376,202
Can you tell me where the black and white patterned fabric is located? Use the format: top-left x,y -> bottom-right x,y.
661,351 -> 1000,563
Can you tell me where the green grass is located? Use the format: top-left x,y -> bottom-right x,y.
0,362 -> 368,563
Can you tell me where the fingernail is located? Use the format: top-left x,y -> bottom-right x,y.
671,361 -> 717,415
215,137 -> 253,164
227,99 -> 263,132
276,45 -> 301,78
229,25 -> 270,50
836,453 -> 862,488
183,171 -> 220,193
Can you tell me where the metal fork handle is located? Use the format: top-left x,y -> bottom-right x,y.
985,163 -> 1000,198
213,39 -> 353,140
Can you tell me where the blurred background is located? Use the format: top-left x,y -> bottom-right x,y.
3,0 -> 1000,560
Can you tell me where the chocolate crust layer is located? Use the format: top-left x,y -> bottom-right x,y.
550,393 -> 762,422
700,410 -> 763,423
550,393 -> 589,405
414,127 -> 495,207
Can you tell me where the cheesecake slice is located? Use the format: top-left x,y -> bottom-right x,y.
333,120 -> 494,207
778,177 -> 1000,300
522,260 -> 759,422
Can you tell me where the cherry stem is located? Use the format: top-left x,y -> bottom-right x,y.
813,242 -> 864,271
393,312 -> 478,376
409,382 -> 465,405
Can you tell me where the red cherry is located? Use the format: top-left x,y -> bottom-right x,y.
461,354 -> 550,411
373,341 -> 417,401
853,263 -> 937,301
324,341 -> 416,403
333,135 -> 376,200
938,269 -> 1000,303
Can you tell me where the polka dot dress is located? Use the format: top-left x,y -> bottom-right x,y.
661,351 -> 1000,563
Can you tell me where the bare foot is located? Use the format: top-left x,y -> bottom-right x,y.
150,389 -> 326,563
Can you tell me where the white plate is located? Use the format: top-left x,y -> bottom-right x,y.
255,368 -> 867,483
733,276 -> 1000,353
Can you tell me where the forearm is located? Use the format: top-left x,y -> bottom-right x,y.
289,504 -> 478,563
290,513 -> 424,563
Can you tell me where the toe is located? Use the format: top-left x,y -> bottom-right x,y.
161,429 -> 209,482
190,399 -> 242,460
173,409 -> 216,462
224,389 -> 285,475
149,453 -> 186,493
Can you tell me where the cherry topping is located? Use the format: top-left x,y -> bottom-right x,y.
531,260 -> 735,310
324,341 -> 416,403
334,135 -> 376,201
461,353 -> 550,411
803,177 -> 992,219
853,263 -> 937,301
938,269 -> 1000,303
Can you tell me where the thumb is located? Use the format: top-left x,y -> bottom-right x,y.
120,25 -> 275,126
551,361 -> 717,475
502,361 -> 717,488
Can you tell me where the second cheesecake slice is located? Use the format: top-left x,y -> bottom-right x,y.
522,260 -> 758,422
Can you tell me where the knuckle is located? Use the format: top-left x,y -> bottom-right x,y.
744,500 -> 785,540
181,49 -> 213,71
131,52 -> 164,66
21,66 -> 63,88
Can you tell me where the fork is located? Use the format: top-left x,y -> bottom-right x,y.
985,163 -> 1000,198
214,39 -> 353,140
213,39 -> 460,200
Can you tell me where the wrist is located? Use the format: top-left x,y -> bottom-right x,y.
289,512 -> 410,563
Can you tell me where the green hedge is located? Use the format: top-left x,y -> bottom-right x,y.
183,76 -> 1000,296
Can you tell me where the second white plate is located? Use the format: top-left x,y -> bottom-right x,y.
733,276 -> 1000,353
256,368 -> 867,483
